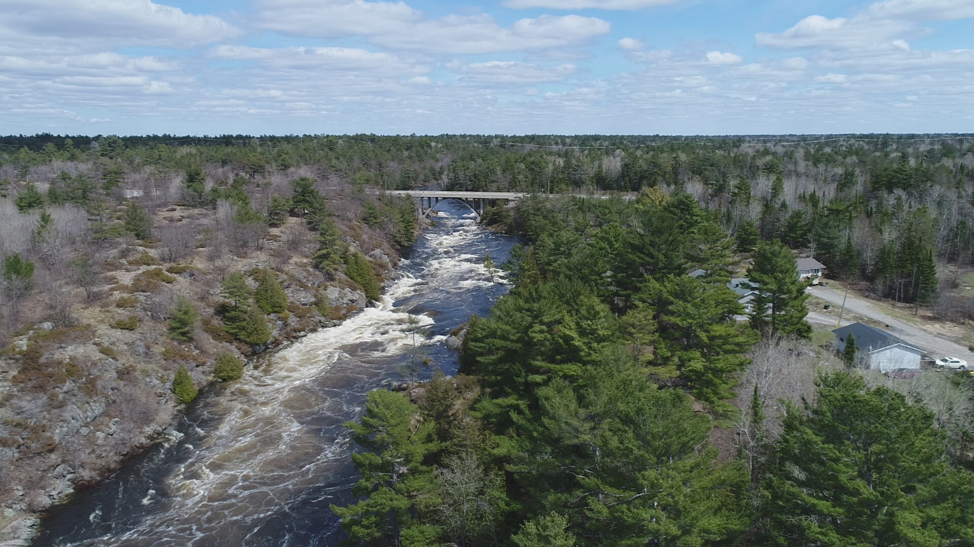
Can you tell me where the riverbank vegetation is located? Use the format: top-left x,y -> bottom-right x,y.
334,191 -> 974,546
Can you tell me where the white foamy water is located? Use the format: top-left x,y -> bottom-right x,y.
35,205 -> 516,547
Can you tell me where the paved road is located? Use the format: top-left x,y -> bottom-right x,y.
807,286 -> 974,364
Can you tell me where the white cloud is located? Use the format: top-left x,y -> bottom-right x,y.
254,0 -> 610,54
0,0 -> 240,50
209,45 -> 428,76
503,0 -> 680,9
619,37 -> 645,51
815,73 -> 848,83
756,0 -> 974,50
706,51 -> 743,64
457,61 -> 578,84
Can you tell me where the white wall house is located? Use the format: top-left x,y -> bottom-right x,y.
796,257 -> 826,283
833,323 -> 923,371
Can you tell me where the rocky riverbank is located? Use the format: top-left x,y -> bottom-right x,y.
0,210 -> 412,545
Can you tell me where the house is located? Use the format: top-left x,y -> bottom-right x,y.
687,270 -> 760,313
796,257 -> 826,283
728,278 -> 760,313
832,322 -> 922,371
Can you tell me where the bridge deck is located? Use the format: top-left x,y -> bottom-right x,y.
383,190 -> 614,199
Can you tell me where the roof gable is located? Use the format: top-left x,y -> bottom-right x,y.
796,257 -> 826,270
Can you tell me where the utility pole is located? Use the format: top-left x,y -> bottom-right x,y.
836,283 -> 850,329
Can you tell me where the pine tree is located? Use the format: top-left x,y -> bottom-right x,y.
762,372 -> 974,545
168,295 -> 198,341
345,251 -> 381,302
254,269 -> 288,314
843,332 -> 858,366
266,195 -> 290,227
221,272 -> 251,308
637,276 -> 758,407
512,513 -> 576,547
231,304 -> 272,346
172,365 -> 198,405
15,182 -> 45,212
184,165 -> 205,204
916,248 -> 938,304
748,240 -> 811,338
213,351 -> 244,381
122,202 -> 152,240
330,390 -> 441,545
312,216 -> 344,274
736,220 -> 760,253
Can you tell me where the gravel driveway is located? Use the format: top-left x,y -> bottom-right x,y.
806,285 -> 974,364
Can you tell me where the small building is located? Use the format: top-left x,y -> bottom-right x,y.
796,257 -> 826,283
728,278 -> 760,313
832,323 -> 922,371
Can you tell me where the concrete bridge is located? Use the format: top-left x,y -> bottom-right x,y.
383,190 -> 532,218
383,190 -> 615,219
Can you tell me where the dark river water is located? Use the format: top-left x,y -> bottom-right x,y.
32,201 -> 516,547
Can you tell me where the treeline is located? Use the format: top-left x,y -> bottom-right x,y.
3,133 -> 973,315
331,194 -> 974,546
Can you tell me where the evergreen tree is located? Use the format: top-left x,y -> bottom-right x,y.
168,295 -> 198,341
362,201 -> 381,227
748,240 -> 811,338
312,216 -> 344,274
229,304 -> 272,347
3,253 -> 35,288
762,372 -> 974,545
184,165 -> 206,204
916,248 -> 938,304
636,276 -> 758,406
511,352 -> 748,546
221,272 -> 251,308
122,202 -> 152,240
330,390 -> 441,545
172,365 -> 198,405
254,269 -> 288,314
843,332 -> 858,366
512,513 -> 576,547
15,182 -> 45,212
266,195 -> 290,228
736,219 -> 760,253
345,251 -> 381,302
213,351 -> 244,381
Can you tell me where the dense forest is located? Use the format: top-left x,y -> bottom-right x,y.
1,133 -> 974,544
332,192 -> 974,546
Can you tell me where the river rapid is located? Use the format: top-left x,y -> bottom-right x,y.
32,202 -> 516,547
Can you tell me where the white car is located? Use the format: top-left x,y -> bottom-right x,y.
935,357 -> 968,370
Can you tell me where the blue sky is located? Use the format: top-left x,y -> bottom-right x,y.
0,0 -> 972,135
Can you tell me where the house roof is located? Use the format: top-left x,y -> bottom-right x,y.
796,257 -> 826,271
832,323 -> 920,353
728,278 -> 758,297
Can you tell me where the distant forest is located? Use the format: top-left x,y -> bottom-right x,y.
3,132 -> 974,313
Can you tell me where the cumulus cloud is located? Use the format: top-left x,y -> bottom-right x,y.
706,51 -> 743,64
254,0 -> 610,54
756,0 -> 974,49
0,0 -> 240,50
503,0 -> 680,9
618,37 -> 645,51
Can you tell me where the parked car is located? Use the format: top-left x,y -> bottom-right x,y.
935,357 -> 968,370
884,368 -> 923,379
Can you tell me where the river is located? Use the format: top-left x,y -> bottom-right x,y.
32,201 -> 517,547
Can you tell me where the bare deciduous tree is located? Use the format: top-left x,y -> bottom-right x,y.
158,222 -> 196,263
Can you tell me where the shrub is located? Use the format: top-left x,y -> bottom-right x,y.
213,351 -> 244,381
165,264 -> 193,275
128,252 -> 160,266
202,317 -> 234,343
172,365 -> 198,404
129,268 -> 176,292
98,346 -> 118,359
115,295 -> 139,308
110,315 -> 140,330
